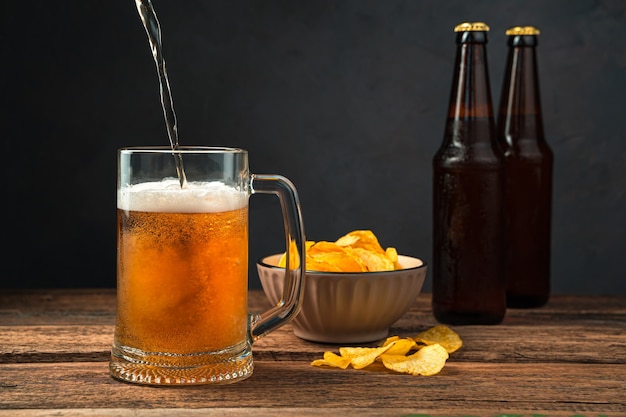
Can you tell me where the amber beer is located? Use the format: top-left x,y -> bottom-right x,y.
114,180 -> 249,360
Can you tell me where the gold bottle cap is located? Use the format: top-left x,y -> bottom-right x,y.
506,26 -> 540,36
454,22 -> 490,32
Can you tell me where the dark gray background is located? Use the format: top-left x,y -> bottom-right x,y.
2,0 -> 625,294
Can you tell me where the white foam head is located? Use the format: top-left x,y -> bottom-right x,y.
118,178 -> 248,213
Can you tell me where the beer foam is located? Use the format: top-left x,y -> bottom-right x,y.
118,179 -> 248,213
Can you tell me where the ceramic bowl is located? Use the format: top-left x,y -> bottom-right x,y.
257,254 -> 427,344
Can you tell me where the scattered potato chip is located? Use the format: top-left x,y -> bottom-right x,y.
324,351 -> 352,369
381,338 -> 417,356
414,325 -> 463,354
378,353 -> 410,363
382,336 -> 400,346
339,344 -> 394,369
310,351 -> 352,369
382,344 -> 449,376
310,326 -> 462,377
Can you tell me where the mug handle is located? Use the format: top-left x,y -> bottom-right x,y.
249,174 -> 306,342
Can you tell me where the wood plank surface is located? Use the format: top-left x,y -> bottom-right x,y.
0,289 -> 624,416
1,361 -> 624,412
2,321 -> 625,365
2,291 -> 624,365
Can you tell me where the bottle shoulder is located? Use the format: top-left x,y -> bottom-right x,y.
434,141 -> 505,169
499,136 -> 554,161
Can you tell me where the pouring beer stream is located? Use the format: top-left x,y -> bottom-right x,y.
135,0 -> 187,188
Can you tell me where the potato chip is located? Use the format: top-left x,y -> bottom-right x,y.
349,247 -> 394,271
305,241 -> 367,272
304,258 -> 343,272
385,247 -> 399,267
337,346 -> 375,359
382,336 -> 400,346
339,344 -> 394,369
378,353 -> 410,363
310,359 -> 327,367
324,351 -> 352,369
382,338 -> 417,356
332,234 -> 360,247
278,240 -> 315,268
414,325 -> 463,354
310,351 -> 352,369
310,326 -> 462,377
335,230 -> 386,254
279,229 -> 401,273
382,344 -> 449,376
308,241 -> 348,254
309,250 -> 368,272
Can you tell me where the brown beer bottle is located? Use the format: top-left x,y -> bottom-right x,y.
432,22 -> 506,325
497,26 -> 553,308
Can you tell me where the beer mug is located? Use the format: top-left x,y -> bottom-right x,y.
110,147 -> 306,385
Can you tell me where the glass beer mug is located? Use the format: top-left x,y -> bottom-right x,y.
110,147 -> 306,385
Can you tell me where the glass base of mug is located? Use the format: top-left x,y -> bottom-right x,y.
109,341 -> 253,386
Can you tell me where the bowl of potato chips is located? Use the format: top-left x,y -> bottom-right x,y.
257,230 -> 427,344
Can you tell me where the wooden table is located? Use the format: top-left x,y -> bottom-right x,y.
0,289 -> 624,416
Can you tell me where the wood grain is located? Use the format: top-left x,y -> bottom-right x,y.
1,361 -> 624,411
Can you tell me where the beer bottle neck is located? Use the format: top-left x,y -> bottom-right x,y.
448,40 -> 494,120
445,35 -> 495,144
498,36 -> 545,144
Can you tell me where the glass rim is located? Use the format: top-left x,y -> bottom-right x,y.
118,146 -> 246,154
